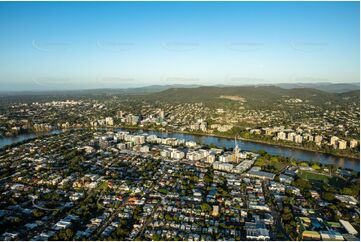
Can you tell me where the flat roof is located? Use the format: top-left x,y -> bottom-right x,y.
303,231 -> 320,237
247,170 -> 275,179
339,220 -> 358,235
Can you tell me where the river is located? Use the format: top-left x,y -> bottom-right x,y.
0,129 -> 359,171
0,130 -> 61,148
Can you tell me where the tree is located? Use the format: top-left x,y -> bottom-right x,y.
299,162 -> 309,167
65,228 -> 73,239
32,209 -> 44,218
158,188 -> 168,195
322,192 -> 335,202
200,203 -> 212,213
311,164 -> 321,170
204,174 -> 213,183
165,214 -> 173,221
340,187 -> 357,196
294,178 -> 311,191
282,211 -> 293,221
116,227 -> 128,238
258,150 -> 267,156
152,234 -> 161,241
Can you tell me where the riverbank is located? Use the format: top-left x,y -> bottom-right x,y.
2,125 -> 359,160
0,130 -> 62,151
0,127 -> 359,171
237,136 -> 358,160
116,126 -> 359,160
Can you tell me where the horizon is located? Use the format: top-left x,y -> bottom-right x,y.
0,81 -> 359,94
0,1 -> 360,91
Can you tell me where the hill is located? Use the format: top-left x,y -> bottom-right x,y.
138,85 -> 359,109
276,82 -> 359,93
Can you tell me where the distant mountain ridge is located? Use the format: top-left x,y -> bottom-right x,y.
275,82 -> 359,93
0,82 -> 358,97
0,84 -> 200,96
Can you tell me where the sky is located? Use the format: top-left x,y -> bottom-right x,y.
0,1 -> 359,91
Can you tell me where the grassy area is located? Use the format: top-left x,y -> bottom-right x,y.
297,170 -> 330,183
297,170 -> 348,189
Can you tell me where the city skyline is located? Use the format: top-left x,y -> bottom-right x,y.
0,1 -> 360,90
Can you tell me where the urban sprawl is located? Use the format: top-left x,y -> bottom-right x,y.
1,95 -> 359,159
0,87 -> 360,241
0,129 -> 359,241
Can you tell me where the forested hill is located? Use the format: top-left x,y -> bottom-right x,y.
139,85 -> 359,108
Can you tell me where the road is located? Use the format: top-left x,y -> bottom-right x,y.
90,195 -> 130,240
262,181 -> 290,241
31,197 -> 61,211
131,164 -> 172,240
133,196 -> 165,240
92,159 -> 166,240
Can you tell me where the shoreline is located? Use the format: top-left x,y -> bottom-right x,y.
1,126 -> 359,161
114,126 -> 359,161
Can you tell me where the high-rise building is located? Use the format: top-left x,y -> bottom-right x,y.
350,139 -> 358,149
315,135 -> 323,145
233,136 -> 241,162
105,117 -> 114,126
171,150 -> 185,160
295,135 -> 303,144
287,132 -> 296,142
199,121 -> 207,132
133,135 -> 145,145
330,136 -> 339,146
126,114 -> 139,125
159,110 -> 165,119
338,140 -> 347,150
277,131 -> 286,140
206,155 -> 216,163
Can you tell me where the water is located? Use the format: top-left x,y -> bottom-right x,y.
0,130 -> 61,148
0,129 -> 359,171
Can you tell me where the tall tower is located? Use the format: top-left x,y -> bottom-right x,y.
234,135 -> 240,162
159,110 -> 165,120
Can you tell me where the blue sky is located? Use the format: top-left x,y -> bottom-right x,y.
0,1 -> 359,90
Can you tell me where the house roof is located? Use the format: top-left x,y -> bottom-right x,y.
339,219 -> 358,235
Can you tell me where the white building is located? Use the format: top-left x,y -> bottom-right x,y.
350,139 -> 358,148
213,161 -> 233,172
185,141 -> 197,148
160,149 -> 171,158
171,150 -> 185,160
315,135 -> 323,145
219,152 -> 233,163
295,135 -> 303,144
206,155 -> 216,163
277,131 -> 287,140
330,136 -> 339,146
105,117 -> 114,126
186,151 -> 203,161
287,132 -> 296,142
338,140 -> 347,150
339,219 -> 358,235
